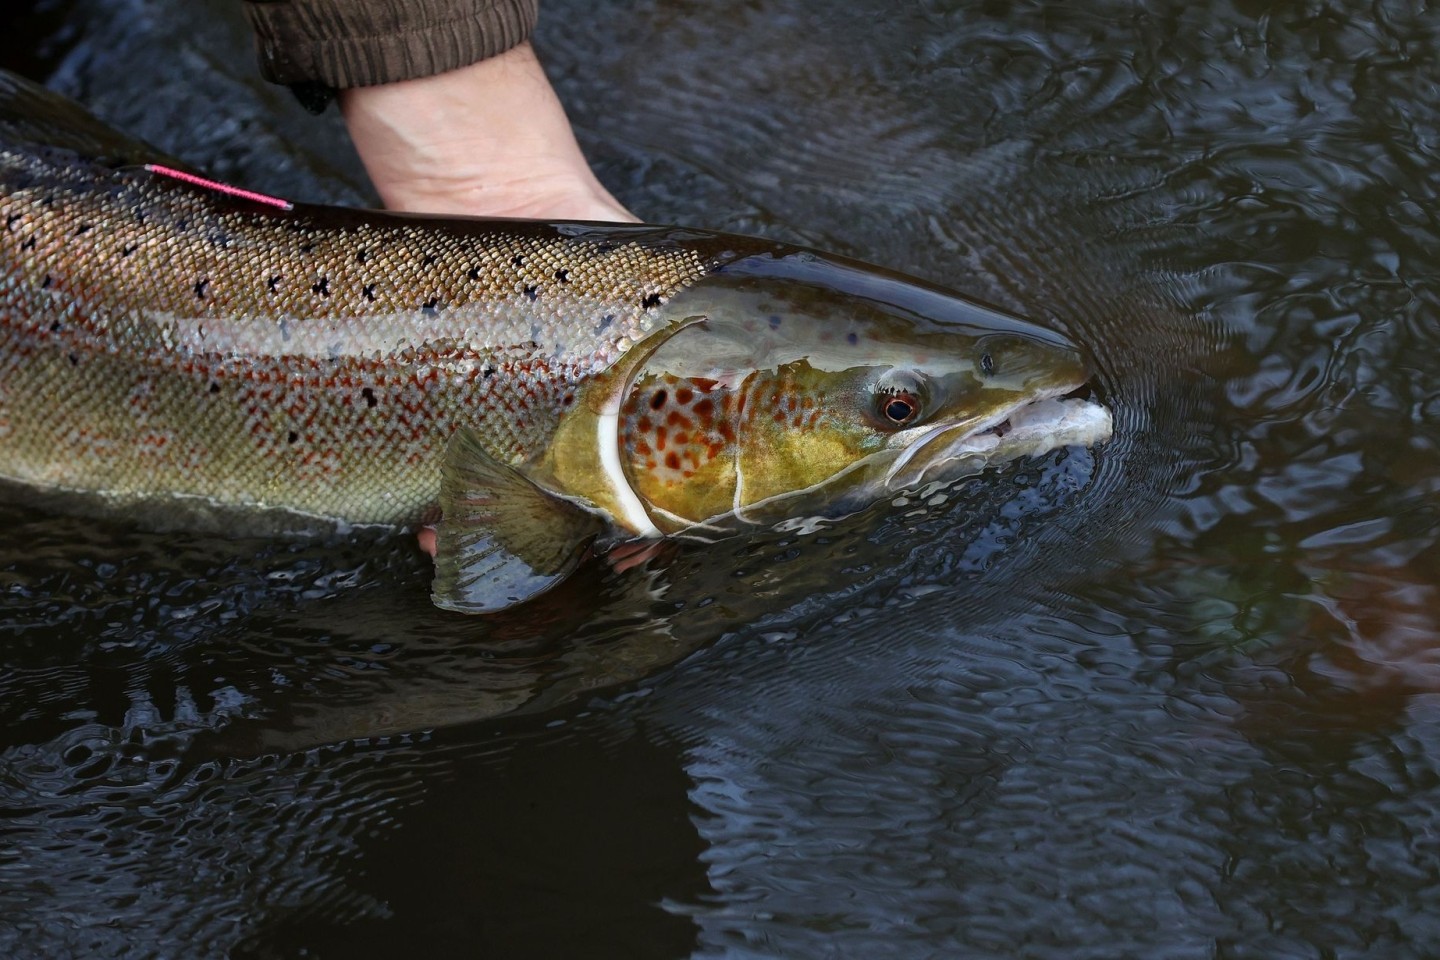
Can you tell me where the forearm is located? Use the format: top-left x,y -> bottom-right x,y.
241,0 -> 634,222
338,43 -> 635,221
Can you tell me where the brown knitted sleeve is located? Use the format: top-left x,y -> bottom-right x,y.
241,0 -> 539,89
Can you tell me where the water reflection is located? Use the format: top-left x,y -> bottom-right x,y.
235,729 -> 714,958
5,0 -> 1440,956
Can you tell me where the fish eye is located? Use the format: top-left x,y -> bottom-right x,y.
881,394 -> 920,425
871,370 -> 928,429
980,353 -> 995,376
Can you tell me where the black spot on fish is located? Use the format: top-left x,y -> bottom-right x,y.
361,387 -> 377,408
312,277 -> 329,297
211,231 -> 231,250
287,430 -> 299,444
362,283 -> 377,301
483,366 -> 496,378
523,285 -> 538,302
562,393 -> 575,406
194,278 -> 208,300
20,236 -> 35,251
299,241 -> 314,254
598,313 -> 614,331
422,297 -> 439,317
5,214 -> 19,231
136,211 -> 147,225
121,243 -> 137,258
40,274 -> 50,289
176,219 -> 189,231
512,254 -> 525,268
41,195 -> 53,206
209,382 -> 221,394
75,223 -> 91,236
467,266 -> 481,281
595,241 -> 616,254
356,248 -> 369,264
68,353 -> 78,366
422,253 -> 438,267
642,293 -> 662,309
981,353 -> 995,375
650,390 -> 668,410
846,332 -> 859,345
768,315 -> 782,330
48,321 -> 60,332
267,275 -> 281,293
554,268 -> 569,283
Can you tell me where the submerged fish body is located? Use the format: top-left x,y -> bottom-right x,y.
0,71 -> 1112,612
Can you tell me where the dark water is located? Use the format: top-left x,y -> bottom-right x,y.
4,0 -> 1440,956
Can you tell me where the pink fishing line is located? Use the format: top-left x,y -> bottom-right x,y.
144,164 -> 294,211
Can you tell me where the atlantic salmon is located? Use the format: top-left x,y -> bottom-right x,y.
0,71 -> 1111,612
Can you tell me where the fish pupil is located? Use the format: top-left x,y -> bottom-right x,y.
883,396 -> 918,424
981,353 -> 995,375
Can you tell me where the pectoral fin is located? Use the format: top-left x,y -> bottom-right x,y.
432,428 -> 607,614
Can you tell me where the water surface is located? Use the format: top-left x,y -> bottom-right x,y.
4,0 -> 1440,956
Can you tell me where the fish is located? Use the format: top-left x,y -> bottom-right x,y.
0,70 -> 1112,614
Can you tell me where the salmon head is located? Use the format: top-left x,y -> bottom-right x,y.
443,247 -> 1112,612
608,251 -> 1112,534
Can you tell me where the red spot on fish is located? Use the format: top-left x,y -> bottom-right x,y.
674,432 -> 689,445
637,416 -> 653,433
634,438 -> 652,456
666,410 -> 692,429
656,427 -> 667,451
675,387 -> 694,405
717,422 -> 735,442
693,398 -> 715,421
665,452 -> 681,470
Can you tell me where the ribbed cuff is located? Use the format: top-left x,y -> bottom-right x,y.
241,0 -> 539,89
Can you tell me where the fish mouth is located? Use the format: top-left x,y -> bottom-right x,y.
883,385 -> 1113,490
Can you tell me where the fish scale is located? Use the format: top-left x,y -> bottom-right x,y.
0,75 -> 771,526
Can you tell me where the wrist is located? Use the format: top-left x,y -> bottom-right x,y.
338,43 -> 635,222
